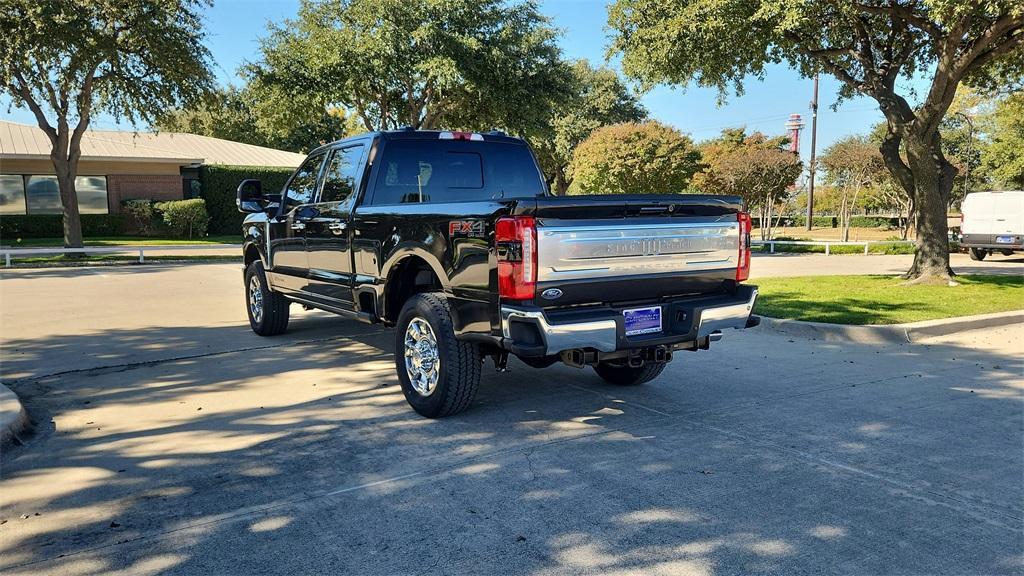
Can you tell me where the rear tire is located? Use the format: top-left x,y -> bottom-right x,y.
969,247 -> 987,261
245,260 -> 290,336
593,361 -> 667,386
395,293 -> 481,418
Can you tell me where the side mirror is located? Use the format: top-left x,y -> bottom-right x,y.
237,179 -> 265,213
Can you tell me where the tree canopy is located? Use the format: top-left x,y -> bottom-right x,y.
820,135 -> 887,240
567,121 -> 700,196
0,0 -> 214,247
608,0 -> 1024,281
248,0 -> 571,135
982,92 -> 1024,189
531,60 -> 647,194
156,86 -> 361,154
692,128 -> 802,238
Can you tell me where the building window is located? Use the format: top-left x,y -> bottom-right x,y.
0,175 -> 27,215
22,175 -> 108,214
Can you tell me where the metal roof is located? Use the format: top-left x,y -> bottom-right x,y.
0,120 -> 306,168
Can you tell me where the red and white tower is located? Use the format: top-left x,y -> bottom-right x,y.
784,113 -> 805,155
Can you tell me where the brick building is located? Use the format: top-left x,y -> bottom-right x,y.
0,120 -> 305,216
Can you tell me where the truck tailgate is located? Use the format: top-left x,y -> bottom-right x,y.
522,195 -> 743,306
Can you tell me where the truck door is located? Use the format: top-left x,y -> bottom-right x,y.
304,143 -> 367,306
269,151 -> 327,293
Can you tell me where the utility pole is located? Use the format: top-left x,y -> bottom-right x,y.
806,74 -> 819,231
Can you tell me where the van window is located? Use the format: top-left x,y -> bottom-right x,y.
370,140 -> 544,205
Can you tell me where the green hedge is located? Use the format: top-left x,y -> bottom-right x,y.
154,199 -> 209,239
199,164 -> 294,235
0,214 -> 126,240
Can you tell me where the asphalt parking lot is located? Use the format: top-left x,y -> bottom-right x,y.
1,262 -> 1022,575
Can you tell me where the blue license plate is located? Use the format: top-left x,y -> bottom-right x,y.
624,306 -> 662,336
996,236 -> 1014,244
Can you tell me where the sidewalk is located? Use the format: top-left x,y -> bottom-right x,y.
751,252 -> 1024,278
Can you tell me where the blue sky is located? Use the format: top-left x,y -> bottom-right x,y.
3,0 -> 926,161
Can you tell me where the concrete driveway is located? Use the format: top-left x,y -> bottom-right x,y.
0,263 -> 1021,575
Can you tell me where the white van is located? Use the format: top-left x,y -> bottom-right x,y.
960,191 -> 1024,260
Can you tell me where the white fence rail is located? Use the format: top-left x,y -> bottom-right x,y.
0,244 -> 240,267
753,240 -> 915,255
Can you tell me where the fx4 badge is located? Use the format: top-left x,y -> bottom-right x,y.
448,220 -> 486,238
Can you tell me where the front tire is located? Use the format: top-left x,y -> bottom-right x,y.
969,247 -> 987,261
593,361 -> 667,386
245,260 -> 290,336
395,293 -> 481,418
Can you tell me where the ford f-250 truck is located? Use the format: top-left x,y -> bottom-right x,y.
237,129 -> 759,418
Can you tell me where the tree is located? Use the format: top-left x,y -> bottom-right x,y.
608,0 -> 1024,282
0,0 -> 214,248
567,121 -> 700,195
248,0 -> 571,136
156,86 -> 361,153
982,92 -> 1024,189
531,60 -> 647,195
692,129 -> 803,239
820,135 -> 886,241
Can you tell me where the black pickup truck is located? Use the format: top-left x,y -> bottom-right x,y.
237,129 -> 759,417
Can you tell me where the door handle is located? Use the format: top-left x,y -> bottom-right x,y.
328,221 -> 348,235
291,221 -> 306,231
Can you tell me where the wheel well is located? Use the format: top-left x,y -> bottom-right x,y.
385,256 -> 443,323
244,244 -> 261,269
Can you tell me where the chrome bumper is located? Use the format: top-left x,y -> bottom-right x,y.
501,288 -> 758,356
695,288 -> 759,338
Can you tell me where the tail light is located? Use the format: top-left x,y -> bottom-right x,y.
736,212 -> 751,282
495,216 -> 536,300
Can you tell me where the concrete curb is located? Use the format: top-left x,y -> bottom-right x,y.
0,383 -> 29,445
761,309 -> 1024,345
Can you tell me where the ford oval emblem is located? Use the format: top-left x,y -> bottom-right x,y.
541,288 -> 563,300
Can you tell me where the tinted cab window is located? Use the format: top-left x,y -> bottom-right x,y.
370,139 -> 544,205
283,152 -> 327,209
320,145 -> 365,203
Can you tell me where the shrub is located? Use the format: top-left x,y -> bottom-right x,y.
155,199 -> 209,239
121,199 -> 159,236
0,214 -> 126,239
199,164 -> 295,234
567,121 -> 700,195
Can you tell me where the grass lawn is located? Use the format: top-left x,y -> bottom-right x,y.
4,235 -> 239,247
754,274 -> 1024,325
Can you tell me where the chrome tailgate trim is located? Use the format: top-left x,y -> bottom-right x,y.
536,220 -> 739,282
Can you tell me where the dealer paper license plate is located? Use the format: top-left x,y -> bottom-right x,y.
623,306 -> 662,336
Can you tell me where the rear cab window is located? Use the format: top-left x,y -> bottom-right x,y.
369,138 -> 545,205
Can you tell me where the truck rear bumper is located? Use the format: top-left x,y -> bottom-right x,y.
500,285 -> 758,357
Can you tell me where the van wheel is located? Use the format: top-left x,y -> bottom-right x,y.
395,293 -> 481,418
969,247 -> 987,261
593,361 -> 667,386
245,260 -> 290,336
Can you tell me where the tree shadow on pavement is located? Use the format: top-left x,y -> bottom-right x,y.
0,320 -> 1021,575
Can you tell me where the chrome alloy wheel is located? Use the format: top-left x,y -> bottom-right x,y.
249,275 -> 264,324
404,317 -> 440,396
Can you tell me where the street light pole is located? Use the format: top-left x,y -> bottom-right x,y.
806,74 -> 819,231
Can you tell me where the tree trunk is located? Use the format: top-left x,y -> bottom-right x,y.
553,168 -> 570,196
51,155 -> 84,249
903,132 -> 955,282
